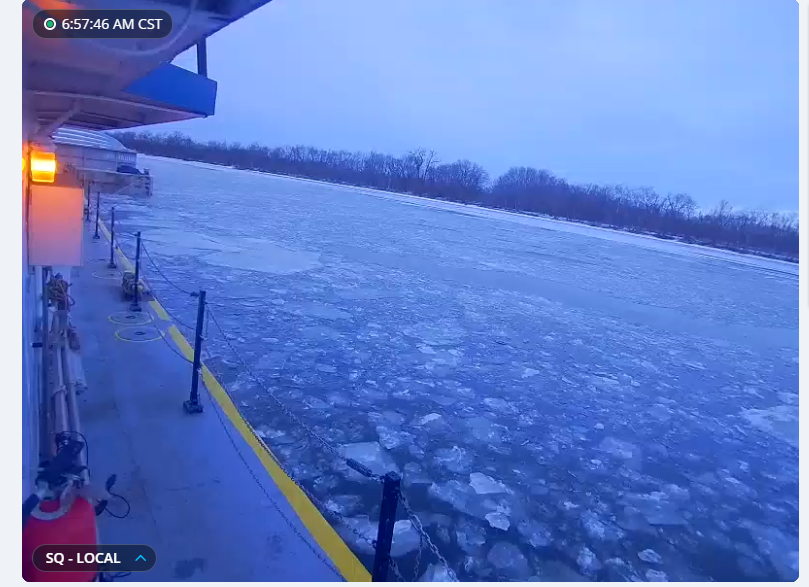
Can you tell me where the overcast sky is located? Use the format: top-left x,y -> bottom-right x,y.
167,0 -> 797,211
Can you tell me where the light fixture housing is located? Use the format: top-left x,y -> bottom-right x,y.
30,150 -> 57,184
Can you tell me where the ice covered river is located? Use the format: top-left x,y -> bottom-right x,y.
105,155 -> 798,581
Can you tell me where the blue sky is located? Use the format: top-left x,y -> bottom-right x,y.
168,0 -> 797,211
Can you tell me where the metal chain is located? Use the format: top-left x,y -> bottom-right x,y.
398,494 -> 458,581
413,534 -> 424,581
149,286 -> 198,333
139,241 -> 198,297
206,307 -> 372,472
389,558 -> 406,582
155,327 -> 193,364
203,361 -> 344,579
106,228 -> 457,579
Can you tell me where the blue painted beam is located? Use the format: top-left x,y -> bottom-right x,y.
124,63 -> 217,116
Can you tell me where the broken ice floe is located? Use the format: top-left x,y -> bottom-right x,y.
485,510 -> 510,530
402,462 -> 431,485
419,563 -> 457,581
517,519 -> 552,548
577,546 -> 602,576
581,509 -> 625,541
433,446 -> 474,473
487,542 -> 530,578
469,472 -> 511,495
376,426 -> 415,450
338,441 -> 399,477
456,518 -> 487,553
338,516 -> 420,557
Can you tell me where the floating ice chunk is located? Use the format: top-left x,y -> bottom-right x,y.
581,509 -> 624,541
741,405 -> 798,448
522,367 -> 540,378
465,416 -> 504,443
638,549 -> 662,564
418,345 -> 436,355
483,397 -> 516,414
368,411 -> 407,426
487,542 -> 530,578
428,481 -> 474,514
303,396 -> 330,409
455,518 -> 487,553
419,413 -> 443,425
741,520 -> 799,581
620,492 -> 687,526
598,436 -> 642,460
469,472 -> 511,495
434,446 -> 474,473
530,560 -> 590,582
485,511 -> 510,531
403,462 -> 431,485
338,517 -> 419,557
339,442 -> 399,476
376,426 -> 414,450
577,546 -> 602,576
594,422 -> 605,430
645,569 -> 669,581
390,520 -> 421,556
419,563 -> 456,581
517,519 -> 552,548
323,495 -> 361,516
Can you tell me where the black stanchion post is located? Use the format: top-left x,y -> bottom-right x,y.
130,231 -> 142,312
184,290 -> 206,414
107,207 -> 117,269
93,191 -> 100,239
372,472 -> 401,582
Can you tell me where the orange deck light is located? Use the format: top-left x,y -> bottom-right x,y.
30,151 -> 57,183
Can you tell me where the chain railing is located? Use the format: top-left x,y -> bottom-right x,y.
95,199 -> 458,582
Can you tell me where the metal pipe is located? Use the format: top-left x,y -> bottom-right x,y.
196,39 -> 208,77
38,267 -> 51,463
60,333 -> 88,484
51,312 -> 70,453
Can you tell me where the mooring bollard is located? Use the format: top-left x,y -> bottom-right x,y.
372,471 -> 402,582
93,192 -> 100,239
130,231 -> 142,312
183,290 -> 206,414
107,207 -> 117,269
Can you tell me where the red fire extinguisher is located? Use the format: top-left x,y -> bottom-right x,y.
22,439 -> 98,582
22,491 -> 99,582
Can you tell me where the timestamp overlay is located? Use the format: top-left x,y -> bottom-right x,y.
32,545 -> 157,573
33,10 -> 173,39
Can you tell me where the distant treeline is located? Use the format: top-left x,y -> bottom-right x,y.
115,131 -> 798,262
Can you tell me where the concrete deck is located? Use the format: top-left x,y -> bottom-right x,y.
70,223 -> 345,581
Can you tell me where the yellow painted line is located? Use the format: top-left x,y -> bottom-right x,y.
98,219 -> 135,272
149,299 -> 171,322
166,325 -> 194,361
104,229 -> 369,581
200,364 -> 371,582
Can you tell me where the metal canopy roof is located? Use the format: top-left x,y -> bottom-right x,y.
23,0 -> 273,133
52,127 -> 135,153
